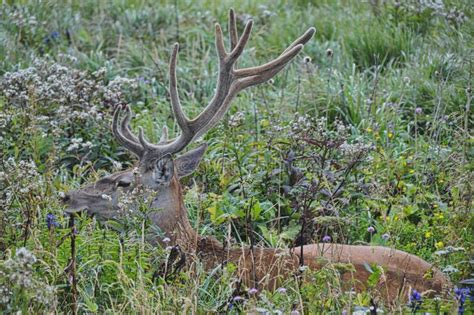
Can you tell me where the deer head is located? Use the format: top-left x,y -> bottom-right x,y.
62,9 -> 315,244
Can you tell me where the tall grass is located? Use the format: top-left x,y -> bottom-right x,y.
0,0 -> 472,313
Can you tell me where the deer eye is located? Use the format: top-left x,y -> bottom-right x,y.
117,181 -> 131,188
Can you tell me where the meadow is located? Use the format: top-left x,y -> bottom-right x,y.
0,0 -> 472,313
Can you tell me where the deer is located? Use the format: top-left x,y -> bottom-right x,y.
61,9 -> 450,305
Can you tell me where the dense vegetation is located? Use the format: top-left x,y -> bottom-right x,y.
0,0 -> 472,313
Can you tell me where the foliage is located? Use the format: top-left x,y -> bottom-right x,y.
0,0 -> 473,313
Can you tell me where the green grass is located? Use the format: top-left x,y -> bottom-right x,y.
0,0 -> 473,313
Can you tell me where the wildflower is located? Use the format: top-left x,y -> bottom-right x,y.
16,247 -> 36,266
259,119 -> 270,128
454,287 -> 469,314
435,241 -> 444,249
46,213 -> 60,229
409,289 -> 422,311
382,233 -> 390,241
228,112 -> 245,127
425,231 -> 432,238
415,107 -> 423,114
233,295 -> 244,302
290,310 -> 300,315
248,287 -> 258,295
162,237 -> 171,243
276,287 -> 287,294
322,235 -> 331,242
367,226 -> 375,233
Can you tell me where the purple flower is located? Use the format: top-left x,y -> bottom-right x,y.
409,289 -> 422,311
43,31 -> 60,44
46,213 -> 59,229
454,287 -> 470,314
248,287 -> 258,295
276,287 -> 287,294
233,295 -> 244,302
415,107 -> 423,114
410,289 -> 421,302
367,226 -> 375,233
322,235 -> 331,242
382,233 -> 390,241
138,76 -> 150,84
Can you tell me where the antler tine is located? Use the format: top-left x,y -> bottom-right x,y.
159,126 -> 169,144
112,106 -> 144,157
235,27 -> 316,78
237,44 -> 304,88
282,27 -> 316,55
229,8 -> 238,50
227,20 -> 253,64
120,105 -> 140,143
169,43 -> 191,135
214,24 -> 227,61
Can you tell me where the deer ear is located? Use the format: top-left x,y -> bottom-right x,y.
175,144 -> 208,178
152,156 -> 175,184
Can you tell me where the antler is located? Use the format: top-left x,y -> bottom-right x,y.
113,9 -> 315,158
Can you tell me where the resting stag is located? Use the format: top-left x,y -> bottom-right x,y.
62,9 -> 450,304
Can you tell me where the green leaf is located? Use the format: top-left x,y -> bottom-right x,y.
251,201 -> 262,221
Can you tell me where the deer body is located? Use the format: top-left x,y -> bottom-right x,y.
65,161 -> 449,302
62,9 -> 450,306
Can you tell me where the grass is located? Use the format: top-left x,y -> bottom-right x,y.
0,0 -> 473,313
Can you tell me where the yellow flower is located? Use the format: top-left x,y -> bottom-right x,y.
388,132 -> 393,138
425,231 -> 432,238
435,241 -> 444,249
366,127 -> 372,133
409,169 -> 415,174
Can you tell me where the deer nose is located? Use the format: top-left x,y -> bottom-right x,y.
59,192 -> 71,204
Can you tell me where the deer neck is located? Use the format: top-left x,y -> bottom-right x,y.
148,175 -> 201,252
